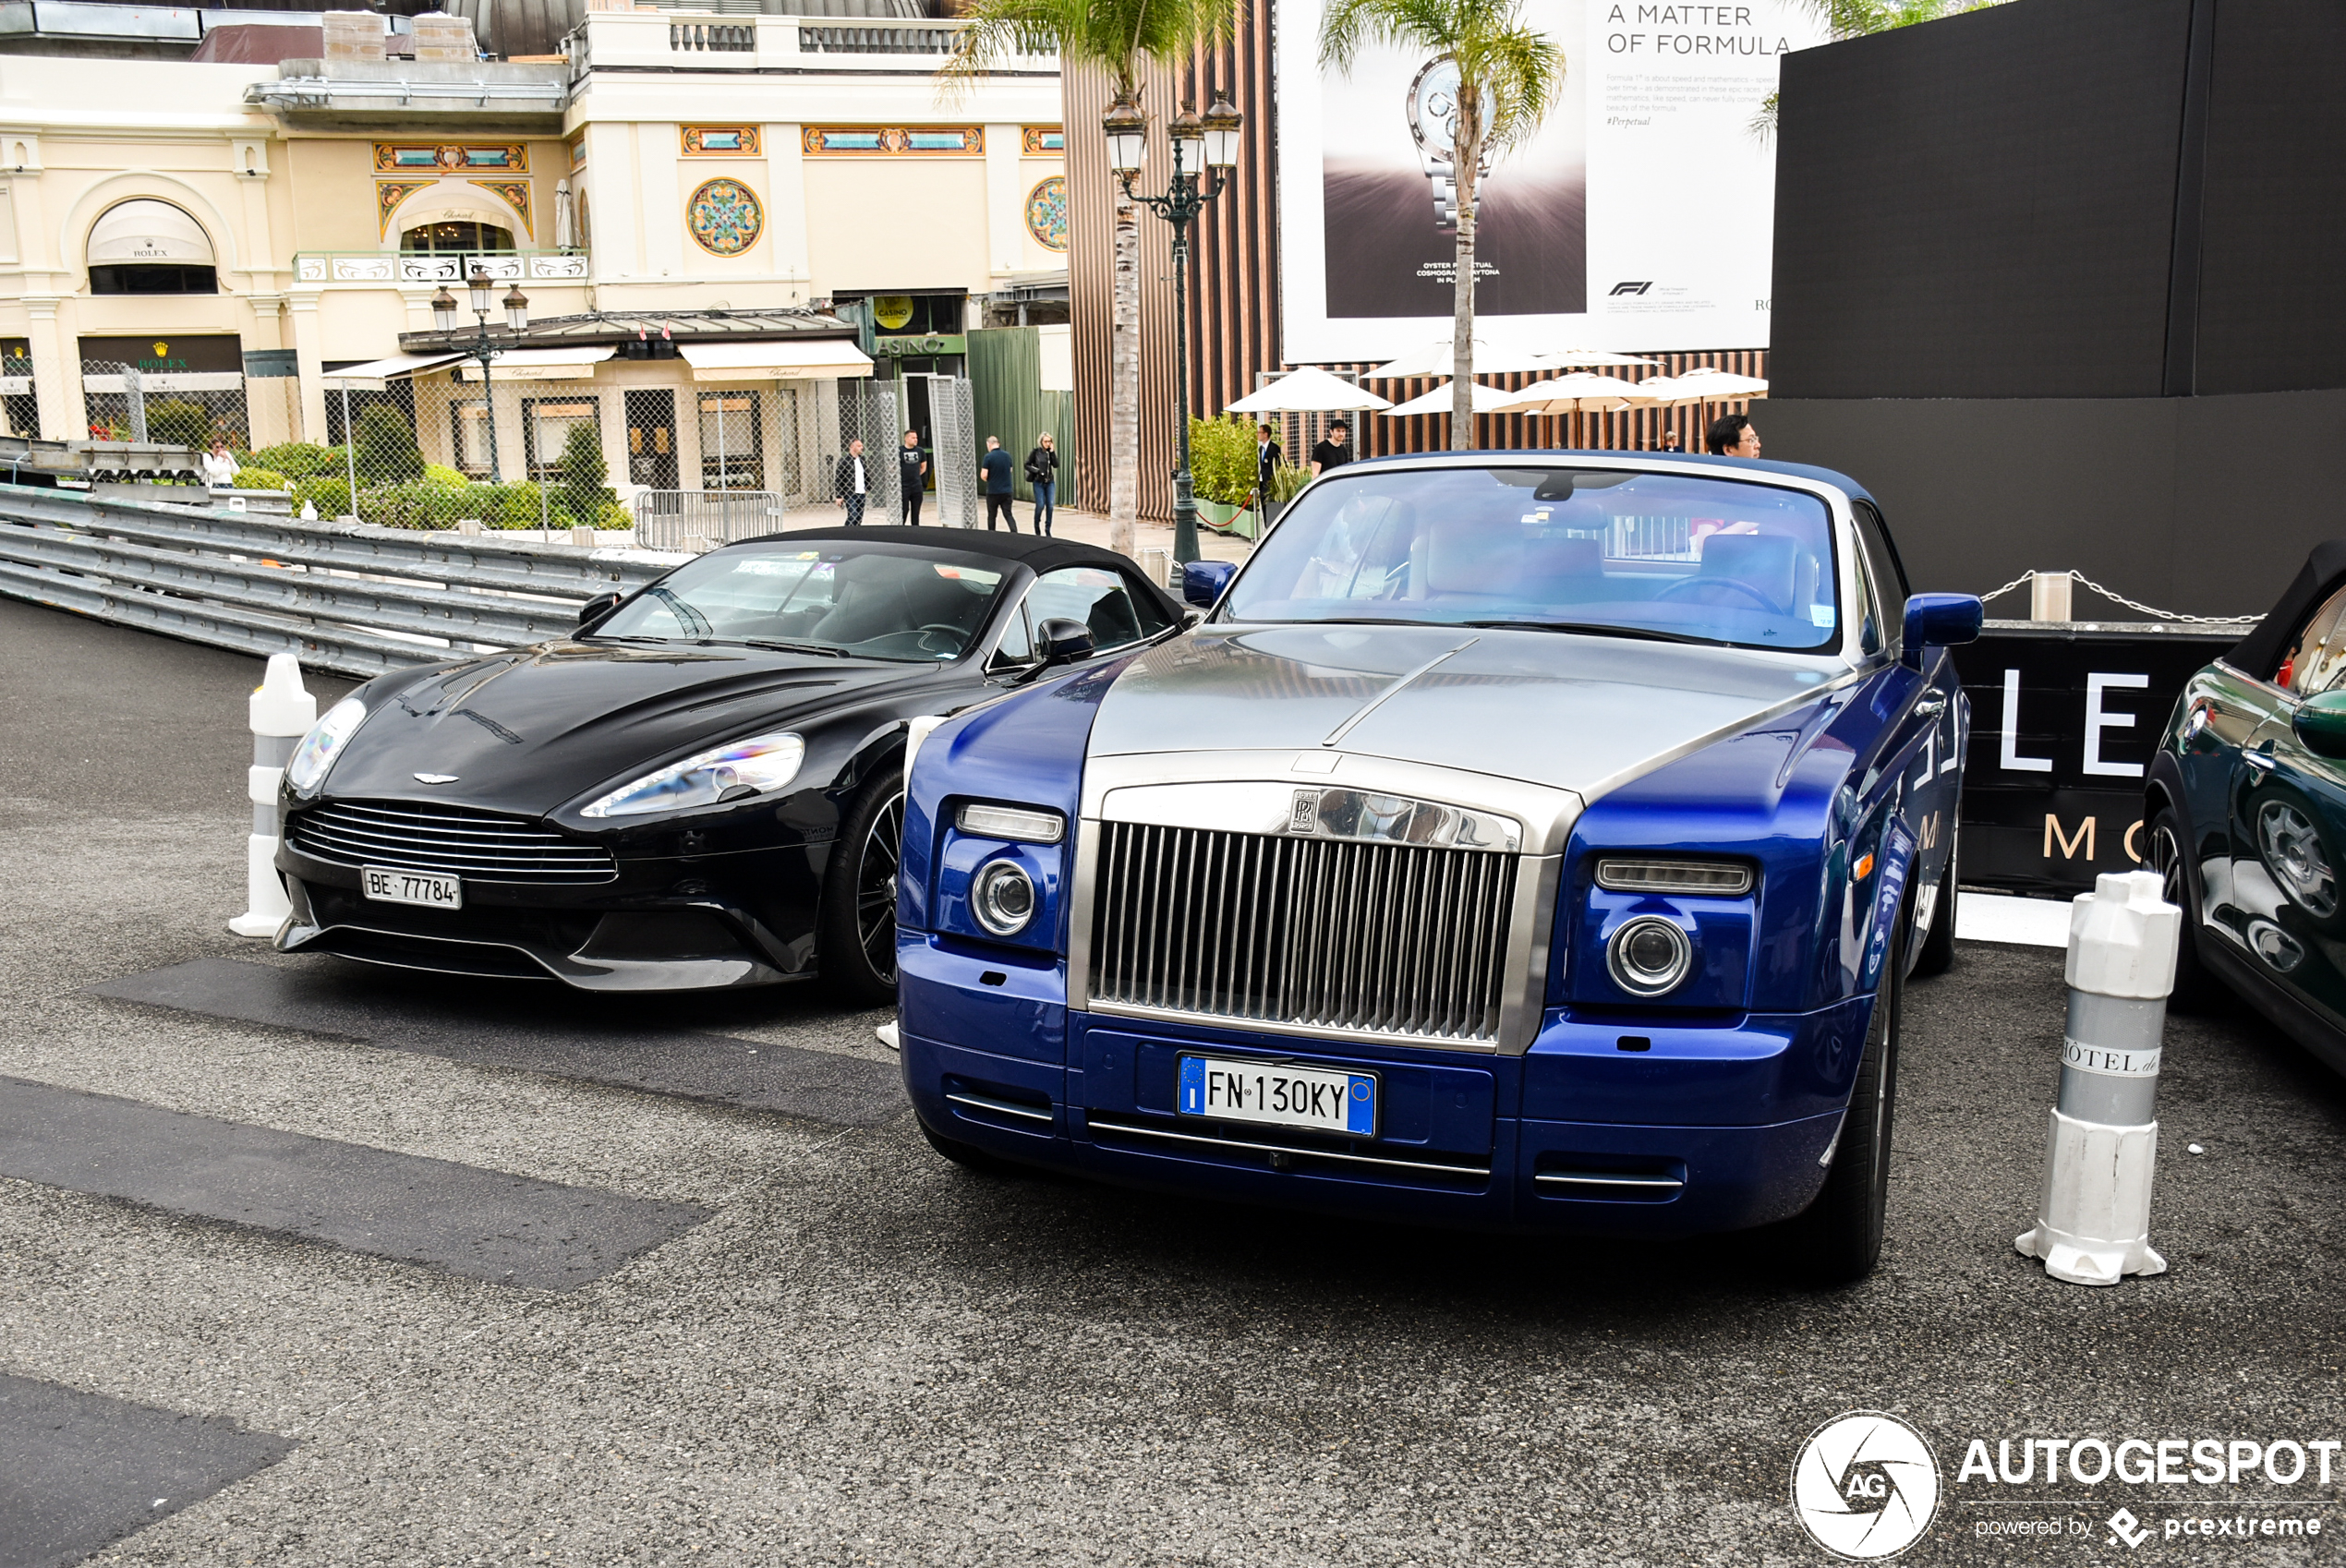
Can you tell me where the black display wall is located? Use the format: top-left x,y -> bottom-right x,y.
1766,0 -> 2346,615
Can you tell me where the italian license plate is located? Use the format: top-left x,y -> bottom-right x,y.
361,866 -> 463,910
1178,1055 -> 1376,1137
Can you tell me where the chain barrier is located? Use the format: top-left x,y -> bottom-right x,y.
1978,568 -> 2262,625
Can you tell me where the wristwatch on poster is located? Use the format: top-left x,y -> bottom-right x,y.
1406,55 -> 1488,233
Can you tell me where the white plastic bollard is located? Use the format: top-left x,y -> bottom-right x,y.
2014,869 -> 2179,1285
228,652 -> 317,937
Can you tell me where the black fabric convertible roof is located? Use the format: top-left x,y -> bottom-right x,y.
732,526 -> 1186,620
2230,540 -> 2346,681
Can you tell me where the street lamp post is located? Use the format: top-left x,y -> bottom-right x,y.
1103,89 -> 1242,566
431,268 -> 529,481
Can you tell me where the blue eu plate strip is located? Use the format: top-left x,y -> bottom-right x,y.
1179,1055 -> 1204,1116
1346,1075 -> 1375,1136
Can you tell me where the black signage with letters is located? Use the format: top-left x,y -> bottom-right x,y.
75,334 -> 244,374
1950,625 -> 2243,896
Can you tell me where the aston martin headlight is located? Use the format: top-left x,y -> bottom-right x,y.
581,731 -> 805,819
971,859 -> 1036,935
284,697 -> 367,795
1608,915 -> 1693,997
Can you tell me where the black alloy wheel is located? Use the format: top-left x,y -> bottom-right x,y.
1789,899 -> 1906,1285
819,773 -> 906,1006
2146,800 -> 2228,1011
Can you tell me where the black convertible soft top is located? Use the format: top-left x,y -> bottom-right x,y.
2228,539 -> 2346,681
732,525 -> 1185,621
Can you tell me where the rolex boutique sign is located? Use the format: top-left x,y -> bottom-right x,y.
79,333 -> 246,392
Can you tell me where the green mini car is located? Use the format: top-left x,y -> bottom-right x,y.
2148,541 -> 2346,1070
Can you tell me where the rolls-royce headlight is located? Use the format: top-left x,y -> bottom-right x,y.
582,730 -> 804,819
1595,858 -> 1752,896
971,859 -> 1036,935
285,697 -> 367,794
956,802 -> 1065,843
1608,916 -> 1693,996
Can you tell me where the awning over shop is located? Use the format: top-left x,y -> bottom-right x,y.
320,352 -> 466,390
88,200 -> 216,267
449,346 -> 617,383
680,340 -> 877,380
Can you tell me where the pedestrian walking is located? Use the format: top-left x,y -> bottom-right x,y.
1024,431 -> 1059,536
980,436 -> 1017,532
1309,420 -> 1351,477
1254,424 -> 1283,508
834,438 -> 871,525
898,429 -> 927,525
1705,414 -> 1761,457
201,439 -> 239,491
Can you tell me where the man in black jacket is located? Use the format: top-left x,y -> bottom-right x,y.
834,438 -> 871,525
1254,424 -> 1283,507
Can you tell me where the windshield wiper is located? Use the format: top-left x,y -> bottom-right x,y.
1458,620 -> 1723,646
729,638 -> 853,658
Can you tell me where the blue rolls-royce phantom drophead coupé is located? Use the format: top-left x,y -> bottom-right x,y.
894,453 -> 1982,1282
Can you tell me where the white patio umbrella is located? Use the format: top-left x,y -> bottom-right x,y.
1379,380 -> 1519,417
1362,338 -> 1556,380
1535,348 -> 1660,369
1224,365 -> 1393,413
1633,367 -> 1770,405
1493,373 -> 1662,415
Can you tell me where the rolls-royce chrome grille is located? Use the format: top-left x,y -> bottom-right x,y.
1089,821 -> 1518,1044
288,800 -> 618,885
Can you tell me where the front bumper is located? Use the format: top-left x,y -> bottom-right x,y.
899,934 -> 1862,1236
275,839 -> 824,992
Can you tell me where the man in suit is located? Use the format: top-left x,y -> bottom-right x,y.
1254,424 -> 1283,508
834,438 -> 870,525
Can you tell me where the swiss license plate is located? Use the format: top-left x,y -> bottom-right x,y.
1178,1055 -> 1376,1137
361,866 -> 463,910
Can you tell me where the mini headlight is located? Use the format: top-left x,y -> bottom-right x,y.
971,859 -> 1036,936
581,730 -> 804,819
285,697 -> 367,794
1608,915 -> 1693,996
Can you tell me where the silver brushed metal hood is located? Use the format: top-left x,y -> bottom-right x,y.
1085,624 -> 1843,802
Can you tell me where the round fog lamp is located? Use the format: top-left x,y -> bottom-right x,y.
972,859 -> 1036,936
1608,915 -> 1692,996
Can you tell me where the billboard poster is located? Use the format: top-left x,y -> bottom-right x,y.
1275,0 -> 1829,363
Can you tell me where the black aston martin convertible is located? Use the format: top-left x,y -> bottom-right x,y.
272,526 -> 1184,999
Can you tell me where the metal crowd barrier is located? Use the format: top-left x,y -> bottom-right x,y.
632,488 -> 794,551
0,484 -> 686,680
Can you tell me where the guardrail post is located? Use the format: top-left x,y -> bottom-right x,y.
228,652 -> 317,937
2028,569 -> 2074,621
2015,869 -> 2178,1285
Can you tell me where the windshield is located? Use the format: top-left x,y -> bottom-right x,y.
595,545 -> 1008,662
1221,466 -> 1843,652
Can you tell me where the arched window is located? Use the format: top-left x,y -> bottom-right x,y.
87,199 -> 217,295
401,222 -> 515,255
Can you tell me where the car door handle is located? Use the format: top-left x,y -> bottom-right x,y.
1912,694 -> 1946,718
2243,751 -> 2277,773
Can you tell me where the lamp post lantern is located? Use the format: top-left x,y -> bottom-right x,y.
1103,88 -> 1241,565
433,268 -> 527,482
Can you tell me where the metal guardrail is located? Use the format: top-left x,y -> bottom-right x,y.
0,484 -> 686,680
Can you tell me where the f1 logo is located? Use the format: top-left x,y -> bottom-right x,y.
1609,280 -> 1653,296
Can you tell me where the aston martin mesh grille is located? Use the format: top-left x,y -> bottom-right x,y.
288,800 -> 617,885
1089,822 -> 1517,1044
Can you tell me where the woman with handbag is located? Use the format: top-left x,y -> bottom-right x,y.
1024,432 -> 1059,537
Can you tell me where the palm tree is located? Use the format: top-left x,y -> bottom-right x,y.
1321,0 -> 1563,450
1752,0 -> 2004,138
944,0 -> 1239,555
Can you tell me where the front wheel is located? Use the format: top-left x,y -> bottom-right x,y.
1910,834 -> 1959,978
2146,799 -> 2228,1011
818,772 -> 905,1007
1788,905 -> 1905,1285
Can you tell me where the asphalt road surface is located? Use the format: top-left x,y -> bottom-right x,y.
3,595 -> 2343,1567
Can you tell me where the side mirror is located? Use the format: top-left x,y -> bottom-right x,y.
1034,617 -> 1095,667
1184,560 -> 1238,609
577,591 -> 621,631
1901,592 -> 1984,668
2294,691 -> 2346,759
